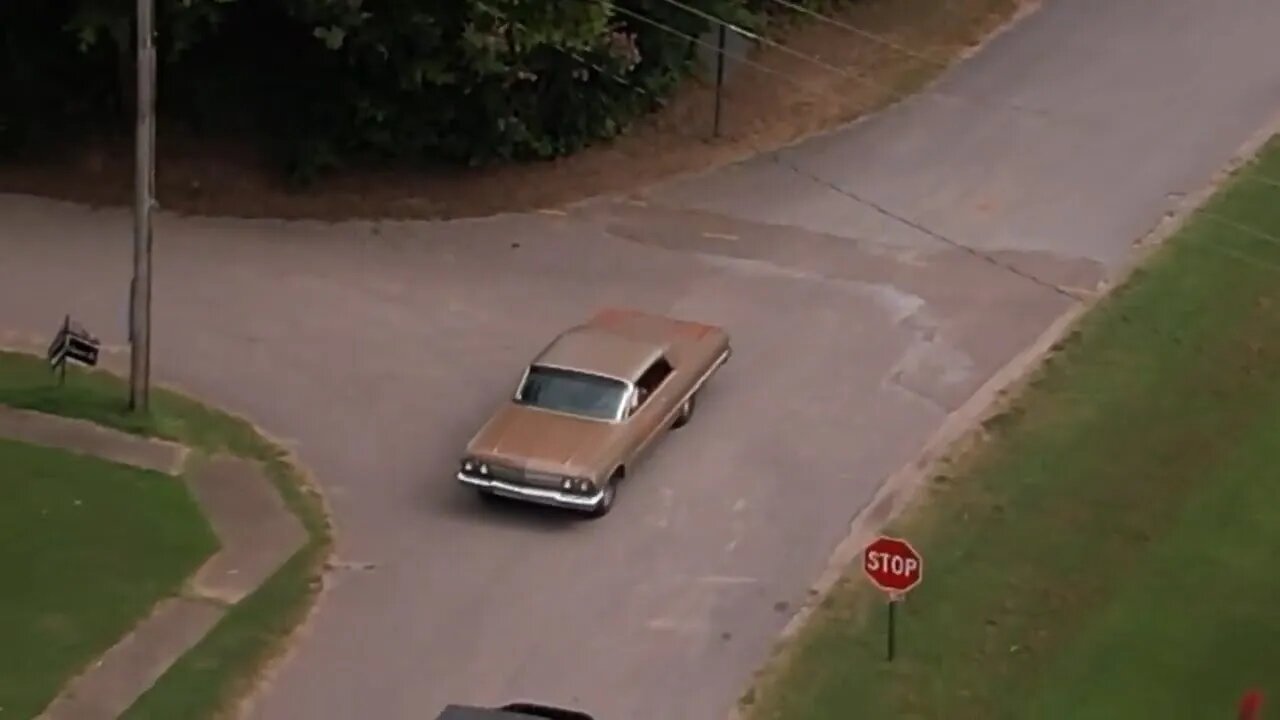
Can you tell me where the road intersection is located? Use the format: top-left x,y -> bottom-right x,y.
3,0 -> 1280,718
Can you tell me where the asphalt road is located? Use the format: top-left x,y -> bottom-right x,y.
2,0 -> 1279,718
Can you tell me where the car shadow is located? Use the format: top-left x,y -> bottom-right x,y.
438,483 -> 590,532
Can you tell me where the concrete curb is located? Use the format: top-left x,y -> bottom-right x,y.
729,111 -> 1280,720
0,393 -> 307,720
564,0 -> 1048,217
1,342 -> 332,720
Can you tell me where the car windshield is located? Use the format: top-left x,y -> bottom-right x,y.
515,365 -> 629,421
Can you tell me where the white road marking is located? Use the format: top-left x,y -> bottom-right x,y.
698,575 -> 759,585
726,498 -> 748,553
650,487 -> 675,529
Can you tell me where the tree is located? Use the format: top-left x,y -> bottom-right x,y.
1,0 -> 791,174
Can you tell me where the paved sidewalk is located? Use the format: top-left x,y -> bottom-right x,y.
0,406 -> 187,474
0,403 -> 306,720
188,455 -> 308,605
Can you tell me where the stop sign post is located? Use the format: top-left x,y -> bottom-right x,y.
863,536 -> 924,661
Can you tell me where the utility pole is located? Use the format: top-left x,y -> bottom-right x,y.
712,22 -> 727,138
129,0 -> 156,412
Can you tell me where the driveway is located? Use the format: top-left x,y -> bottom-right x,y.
2,0 -> 1280,718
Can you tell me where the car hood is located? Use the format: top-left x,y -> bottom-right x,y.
466,403 -> 617,477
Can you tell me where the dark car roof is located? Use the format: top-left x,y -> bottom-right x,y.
436,704 -> 595,720
436,707 -> 533,720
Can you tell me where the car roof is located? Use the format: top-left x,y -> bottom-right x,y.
531,325 -> 664,382
435,707 -> 538,720
435,705 -> 594,720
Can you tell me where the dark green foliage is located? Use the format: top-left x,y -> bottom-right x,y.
0,0 -> 823,178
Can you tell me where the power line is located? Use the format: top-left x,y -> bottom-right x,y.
603,0 -> 1060,130
1183,236 -> 1280,275
596,3 -> 1092,296
1154,146 -> 1280,270
567,48 -> 652,97
550,31 -> 1078,299
609,4 -> 826,94
1241,171 -> 1280,191
1200,211 -> 1280,250
765,0 -> 951,67
559,3 -> 1280,288
655,0 -> 873,79
647,0 -> 1280,169
762,0 -> 1031,69
771,152 -> 1084,299
649,0 -> 1071,126
764,154 -> 1280,286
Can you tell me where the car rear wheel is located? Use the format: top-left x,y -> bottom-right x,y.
672,392 -> 698,429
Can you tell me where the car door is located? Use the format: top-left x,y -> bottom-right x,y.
625,355 -> 681,464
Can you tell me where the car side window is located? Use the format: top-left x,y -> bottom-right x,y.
634,356 -> 674,410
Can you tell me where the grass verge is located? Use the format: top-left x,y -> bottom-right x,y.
0,439 -> 217,719
0,351 -> 330,719
741,138 -> 1280,719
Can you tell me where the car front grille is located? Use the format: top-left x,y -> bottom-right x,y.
524,470 -> 563,485
486,463 -> 562,488
486,463 -> 524,483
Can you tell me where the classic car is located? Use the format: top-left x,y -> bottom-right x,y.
457,307 -> 731,517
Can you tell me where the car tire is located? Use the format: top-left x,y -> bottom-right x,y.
672,392 -> 698,429
586,477 -> 618,519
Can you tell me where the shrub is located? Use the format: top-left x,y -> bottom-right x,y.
0,0 -> 822,178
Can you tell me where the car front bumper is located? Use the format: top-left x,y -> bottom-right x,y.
457,471 -> 604,511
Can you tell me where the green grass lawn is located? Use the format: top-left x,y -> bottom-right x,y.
0,438 -> 217,719
743,140 -> 1280,719
0,352 -> 330,719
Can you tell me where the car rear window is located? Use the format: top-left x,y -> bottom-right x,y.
516,365 -> 629,421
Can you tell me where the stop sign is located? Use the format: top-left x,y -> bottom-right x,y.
863,536 -> 923,594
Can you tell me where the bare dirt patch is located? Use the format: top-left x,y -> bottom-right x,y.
0,0 -> 1026,221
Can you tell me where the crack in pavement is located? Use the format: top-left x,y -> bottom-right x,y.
592,199 -> 1091,414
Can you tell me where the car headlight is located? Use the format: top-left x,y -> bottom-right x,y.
478,463 -> 489,476
576,478 -> 594,494
462,459 -> 474,472
562,478 -> 573,490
